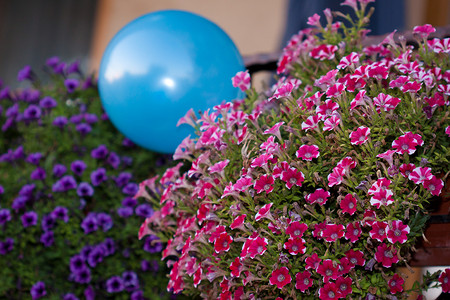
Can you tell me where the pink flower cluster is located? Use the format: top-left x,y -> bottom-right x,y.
138,1 -> 449,299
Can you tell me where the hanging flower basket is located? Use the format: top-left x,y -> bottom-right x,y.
138,1 -> 450,299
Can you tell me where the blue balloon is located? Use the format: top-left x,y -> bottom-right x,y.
98,10 -> 244,153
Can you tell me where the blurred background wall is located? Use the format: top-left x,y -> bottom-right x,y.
1,0 -> 450,88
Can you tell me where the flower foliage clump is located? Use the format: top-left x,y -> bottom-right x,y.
139,1 -> 450,299
0,59 -> 175,299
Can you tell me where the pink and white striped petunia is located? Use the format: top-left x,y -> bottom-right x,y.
310,44 -> 338,60
323,115 -> 341,131
326,82 -> 345,98
214,232 -> 233,253
336,157 -> 357,173
423,175 -> 444,196
408,167 -> 433,184
316,99 -> 339,120
349,126 -> 371,145
306,188 -> 331,205
373,93 -> 401,113
296,144 -> 320,161
392,132 -> 424,155
370,189 -> 394,209
377,150 -> 396,167
281,167 -> 305,189
254,174 -> 275,194
208,159 -> 230,176
413,24 -> 436,39
327,166 -> 346,187
369,221 -> 388,242
301,115 -> 320,132
250,153 -> 274,169
255,203 -> 273,221
386,220 -> 410,244
263,121 -> 285,142
231,70 -> 251,92
368,178 -> 392,195
350,90 -> 367,111
337,52 -> 360,69
230,214 -> 247,230
340,194 -> 357,215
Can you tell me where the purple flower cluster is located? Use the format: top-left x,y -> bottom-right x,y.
0,60 -> 166,298
81,212 -> 113,234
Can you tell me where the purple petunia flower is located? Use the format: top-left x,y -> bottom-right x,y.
84,285 -> 95,300
76,123 -> 91,135
0,86 -> 11,100
70,254 -> 86,273
17,65 -> 33,81
0,237 -> 14,255
63,293 -> 79,300
41,214 -> 56,231
21,89 -> 40,103
97,213 -> 113,232
30,281 -> 46,300
122,182 -> 138,196
46,56 -> 59,68
52,206 -> 69,223
53,164 -> 67,178
21,211 -> 38,228
64,78 -> 79,93
73,267 -> 91,284
19,183 -> 36,197
106,276 -> 125,293
13,145 -> 25,160
117,206 -> 133,218
80,245 -> 93,261
30,167 -> 46,181
40,231 -> 54,247
71,160 -> 87,176
143,235 -> 163,253
6,103 -> 19,119
81,214 -> 98,234
53,116 -> 68,128
2,117 -> 14,132
141,259 -> 159,272
70,114 -> 83,124
101,238 -> 116,256
107,152 -> 121,169
23,105 -> 41,120
76,182 -> 94,197
90,168 -> 107,186
122,271 -> 139,292
52,175 -> 77,192
91,145 -> 108,160
122,138 -> 135,147
121,156 -> 133,166
26,153 -> 43,165
130,290 -> 144,300
67,61 -> 80,74
39,96 -> 57,109
135,204 -> 154,218
12,196 -> 28,211
54,62 -> 66,75
122,197 -> 137,208
87,245 -> 104,268
84,113 -> 98,124
115,172 -> 132,187
0,209 -> 11,225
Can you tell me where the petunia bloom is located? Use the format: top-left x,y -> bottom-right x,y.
269,267 -> 292,289
349,126 -> 371,145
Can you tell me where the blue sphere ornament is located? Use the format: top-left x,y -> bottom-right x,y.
98,10 -> 244,153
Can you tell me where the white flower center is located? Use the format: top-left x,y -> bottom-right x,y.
294,230 -> 301,236
331,233 -> 338,240
378,229 -> 385,235
348,203 -> 354,209
305,152 -> 312,158
292,245 -> 298,251
303,278 -> 309,285
290,178 -> 297,184
340,283 -> 347,291
257,246 -> 263,253
353,229 -> 359,236
394,229 -> 402,237
384,250 -> 393,258
328,291 -> 335,298
277,274 -> 285,282
264,184 -> 271,191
